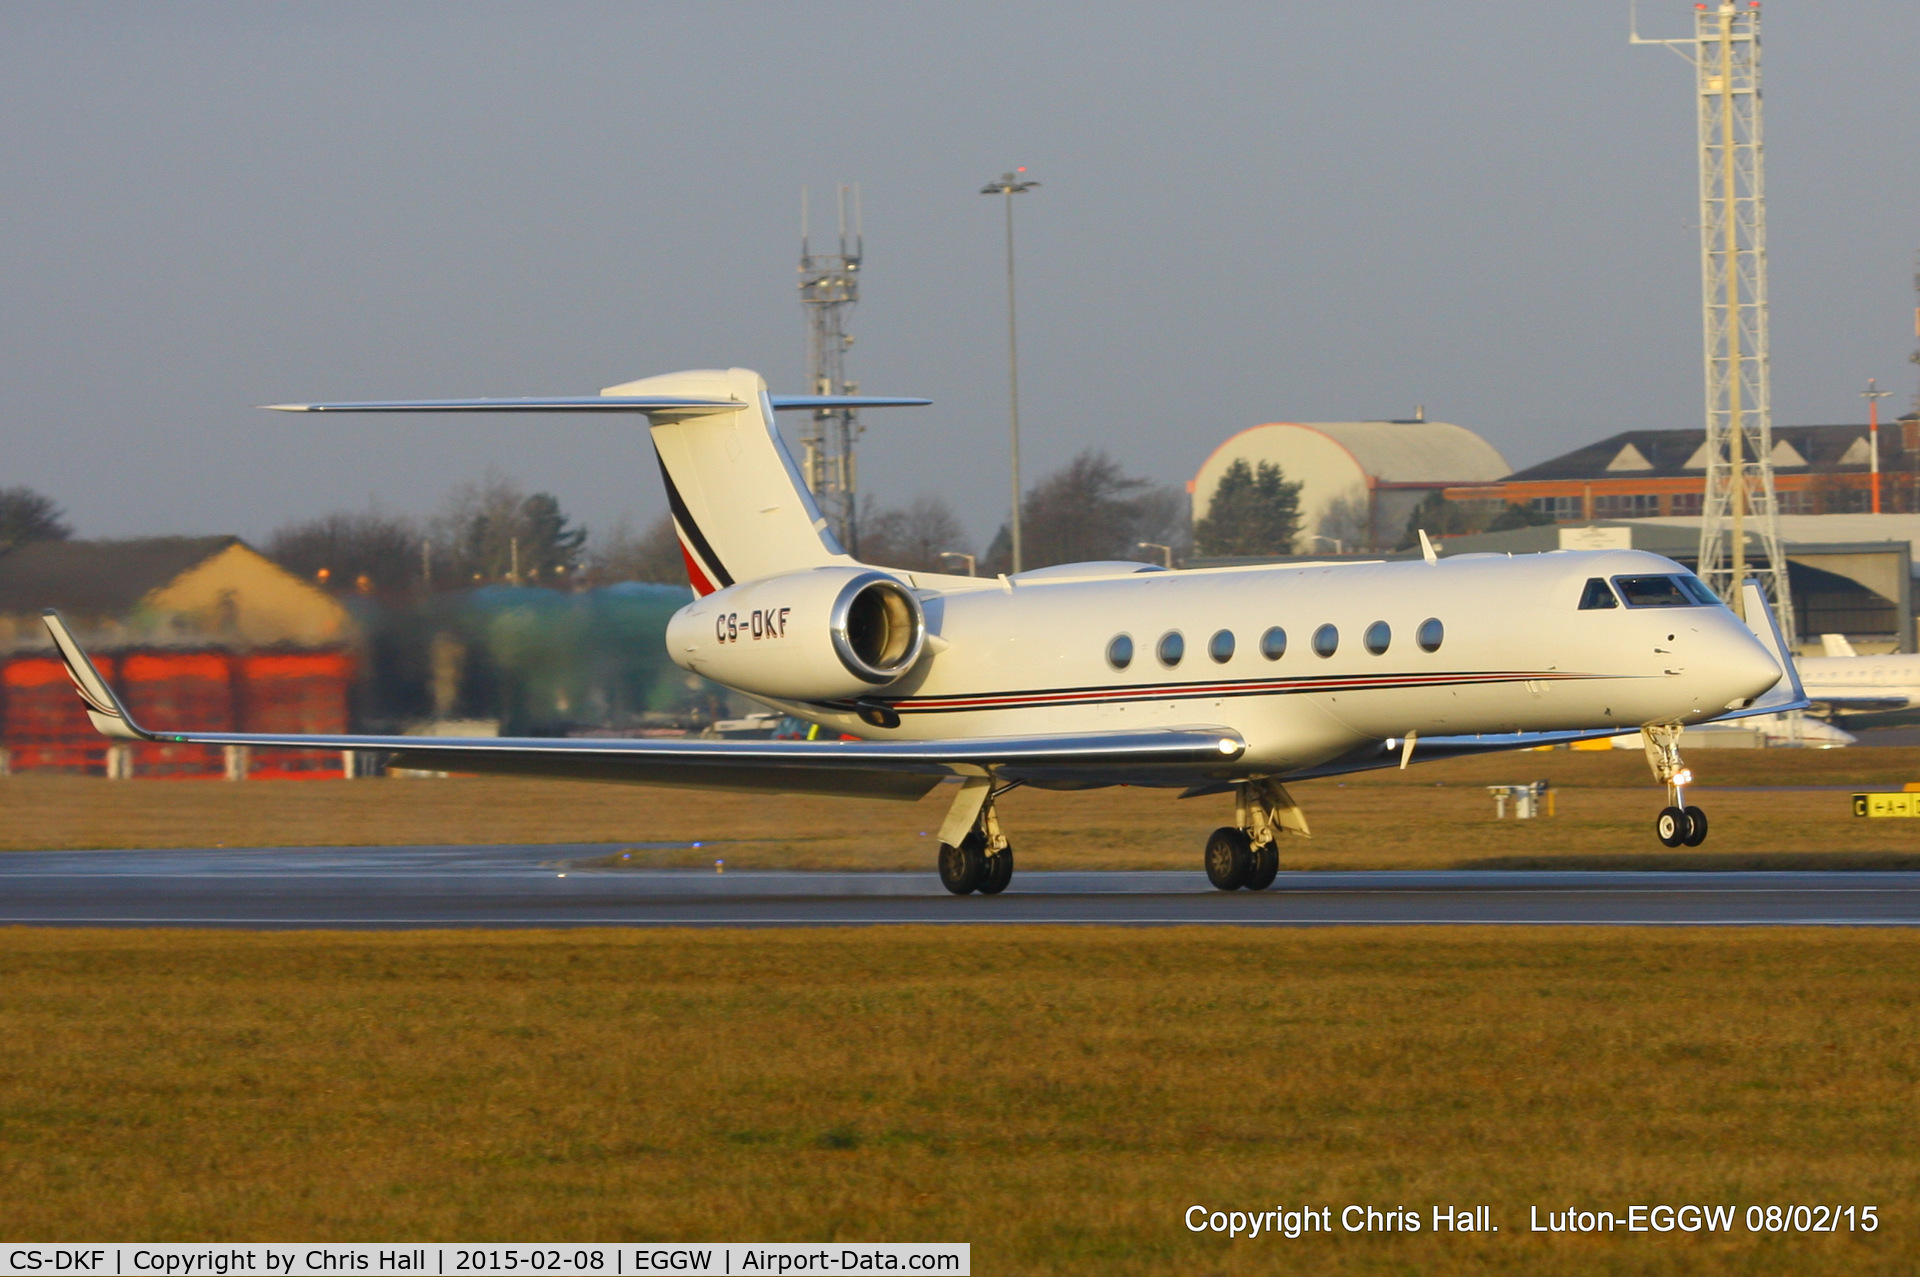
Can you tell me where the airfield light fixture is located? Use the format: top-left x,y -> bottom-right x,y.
981,168 -> 1039,573
1136,541 -> 1173,570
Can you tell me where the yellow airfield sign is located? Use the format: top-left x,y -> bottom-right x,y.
1852,793 -> 1920,818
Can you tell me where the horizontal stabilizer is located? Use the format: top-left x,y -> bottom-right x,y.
263,395 -> 930,414
264,396 -> 742,414
767,396 -> 932,411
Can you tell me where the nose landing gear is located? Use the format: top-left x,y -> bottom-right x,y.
1643,725 -> 1709,848
1205,779 -> 1307,890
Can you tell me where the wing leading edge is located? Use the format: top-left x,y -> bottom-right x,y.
41,612 -> 1243,800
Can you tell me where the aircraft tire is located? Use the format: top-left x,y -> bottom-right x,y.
1656,806 -> 1688,848
1682,806 -> 1709,847
1205,827 -> 1254,891
978,846 -> 1014,895
938,835 -> 986,895
1244,842 -> 1279,891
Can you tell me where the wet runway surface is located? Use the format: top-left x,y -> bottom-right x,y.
1,843 -> 1918,927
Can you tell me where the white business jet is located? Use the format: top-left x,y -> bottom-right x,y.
43,367 -> 1803,893
1797,634 -> 1920,717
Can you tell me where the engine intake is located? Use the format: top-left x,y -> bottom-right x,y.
833,574 -> 926,682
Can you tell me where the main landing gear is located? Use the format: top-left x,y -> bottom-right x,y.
1205,779 -> 1309,891
936,777 -> 1016,896
1643,724 -> 1709,848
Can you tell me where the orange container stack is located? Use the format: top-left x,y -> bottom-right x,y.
2,655 -> 116,773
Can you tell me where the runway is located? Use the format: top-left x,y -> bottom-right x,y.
1,843 -> 1918,927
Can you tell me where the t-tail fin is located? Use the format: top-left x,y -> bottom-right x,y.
610,368 -> 848,593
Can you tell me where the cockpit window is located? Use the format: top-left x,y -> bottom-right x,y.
1612,575 -> 1704,608
1676,574 -> 1720,606
1578,577 -> 1619,610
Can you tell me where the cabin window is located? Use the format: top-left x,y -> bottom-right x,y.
1578,577 -> 1619,610
1613,575 -> 1700,608
1312,624 -> 1339,658
1260,627 -> 1287,660
1107,634 -> 1134,670
1209,630 -> 1235,663
1364,621 -> 1391,655
1157,630 -> 1185,667
1417,617 -> 1444,652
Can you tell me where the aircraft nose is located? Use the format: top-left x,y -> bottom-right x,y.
1717,629 -> 1785,704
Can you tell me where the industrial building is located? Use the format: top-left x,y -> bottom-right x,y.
1189,417 -> 1511,551
0,537 -> 356,777
1442,422 -> 1919,521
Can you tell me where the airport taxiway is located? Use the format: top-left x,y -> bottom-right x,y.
0,843 -> 1917,927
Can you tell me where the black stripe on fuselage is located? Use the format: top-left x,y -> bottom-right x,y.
652,445 -> 734,589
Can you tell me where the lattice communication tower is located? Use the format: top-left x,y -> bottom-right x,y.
798,185 -> 863,555
1634,2 -> 1793,636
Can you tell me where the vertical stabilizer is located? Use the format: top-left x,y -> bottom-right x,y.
606,368 -> 853,593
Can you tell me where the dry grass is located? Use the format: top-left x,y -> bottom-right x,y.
0,926 -> 1912,1273
5,748 -> 1920,870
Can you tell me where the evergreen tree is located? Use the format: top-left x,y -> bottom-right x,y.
1193,459 -> 1301,557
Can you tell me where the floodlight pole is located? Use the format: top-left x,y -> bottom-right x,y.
1863,379 -> 1892,513
982,170 -> 1039,573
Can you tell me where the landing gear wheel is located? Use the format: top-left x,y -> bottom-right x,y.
1682,805 -> 1708,847
1244,842 -> 1279,891
1205,827 -> 1254,891
1656,806 -> 1689,848
978,846 -> 1014,895
938,834 -> 986,895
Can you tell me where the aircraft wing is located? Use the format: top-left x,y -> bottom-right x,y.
1801,693 -> 1912,712
42,612 -> 1242,801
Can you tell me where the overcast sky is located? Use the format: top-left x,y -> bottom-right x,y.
4,2 -> 1918,550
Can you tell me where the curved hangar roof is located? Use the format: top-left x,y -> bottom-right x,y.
1189,420 -> 1511,525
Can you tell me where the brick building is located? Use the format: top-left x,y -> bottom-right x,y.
1444,421 -> 1920,520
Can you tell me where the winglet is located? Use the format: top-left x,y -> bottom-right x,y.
40,611 -> 151,741
1418,529 -> 1438,565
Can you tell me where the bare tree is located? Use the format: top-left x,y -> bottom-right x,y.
858,495 -> 970,573
267,509 -> 421,594
432,471 -> 586,586
983,450 -> 1187,572
0,486 -> 73,551
1316,488 -> 1372,551
589,514 -> 687,586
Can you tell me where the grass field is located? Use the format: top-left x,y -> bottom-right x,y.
0,926 -> 1912,1273
6,746 -> 1919,870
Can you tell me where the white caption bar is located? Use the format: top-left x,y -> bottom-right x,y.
0,1247 -> 968,1277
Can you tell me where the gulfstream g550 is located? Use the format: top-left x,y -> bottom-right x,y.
44,367 -> 1803,894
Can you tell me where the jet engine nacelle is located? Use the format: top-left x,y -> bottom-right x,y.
666,567 -> 929,702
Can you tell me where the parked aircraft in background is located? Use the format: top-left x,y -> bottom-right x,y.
1797,634 -> 1920,717
46,367 -> 1802,893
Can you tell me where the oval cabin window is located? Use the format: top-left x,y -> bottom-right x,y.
1107,634 -> 1134,670
1209,630 -> 1235,663
1417,618 -> 1444,652
1260,627 -> 1287,660
1312,624 -> 1339,659
1364,621 -> 1391,655
1157,631 -> 1185,667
